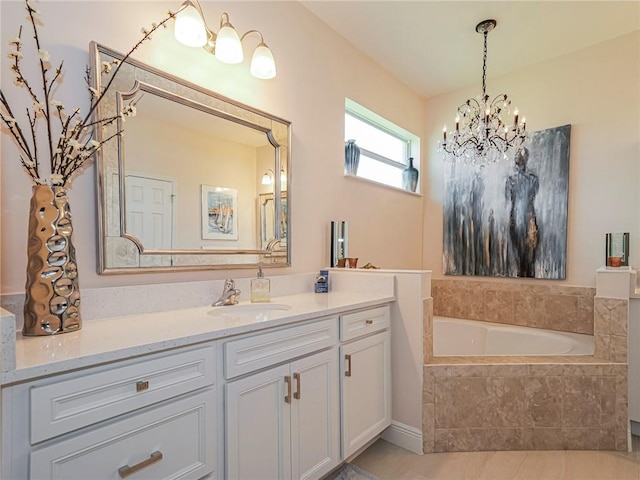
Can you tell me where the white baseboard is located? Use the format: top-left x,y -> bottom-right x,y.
380,421 -> 423,454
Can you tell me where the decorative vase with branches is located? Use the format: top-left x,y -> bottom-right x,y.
0,0 -> 178,335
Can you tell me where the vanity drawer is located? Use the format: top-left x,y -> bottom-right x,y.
224,317 -> 337,379
30,389 -> 215,480
340,306 -> 390,341
30,345 -> 216,444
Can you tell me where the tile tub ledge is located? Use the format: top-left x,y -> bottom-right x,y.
0,290 -> 395,385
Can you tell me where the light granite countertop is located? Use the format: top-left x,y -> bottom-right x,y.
1,290 -> 394,385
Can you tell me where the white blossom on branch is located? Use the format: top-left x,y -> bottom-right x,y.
0,0 -> 178,187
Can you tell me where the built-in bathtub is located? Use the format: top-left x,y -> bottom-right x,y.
424,316 -> 626,453
433,316 -> 594,356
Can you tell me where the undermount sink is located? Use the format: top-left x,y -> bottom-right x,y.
207,303 -> 292,317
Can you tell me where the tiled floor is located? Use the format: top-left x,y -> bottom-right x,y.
351,438 -> 640,480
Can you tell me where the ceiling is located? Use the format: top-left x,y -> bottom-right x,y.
300,1 -> 640,99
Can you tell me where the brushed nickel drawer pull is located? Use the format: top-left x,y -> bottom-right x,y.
136,381 -> 149,392
118,451 -> 163,478
293,372 -> 301,400
284,375 -> 292,403
365,319 -> 373,325
345,354 -> 352,377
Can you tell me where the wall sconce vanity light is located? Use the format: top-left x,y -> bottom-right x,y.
174,0 -> 277,79
261,169 -> 287,187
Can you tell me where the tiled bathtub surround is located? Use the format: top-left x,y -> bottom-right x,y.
424,274 -> 630,454
594,297 -> 629,362
423,361 -> 628,453
432,279 -> 595,334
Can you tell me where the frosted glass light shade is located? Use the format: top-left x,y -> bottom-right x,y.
174,4 -> 208,47
261,172 -> 273,185
215,25 -> 243,64
250,44 -> 276,79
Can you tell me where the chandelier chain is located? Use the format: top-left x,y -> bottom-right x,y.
482,31 -> 488,97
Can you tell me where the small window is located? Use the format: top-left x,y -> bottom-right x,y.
344,98 -> 420,192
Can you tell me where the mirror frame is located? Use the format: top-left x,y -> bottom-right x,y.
90,42 -> 291,274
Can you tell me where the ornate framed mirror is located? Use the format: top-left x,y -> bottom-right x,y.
90,43 -> 290,273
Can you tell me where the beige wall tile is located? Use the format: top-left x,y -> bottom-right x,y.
485,377 -> 527,428
513,292 -> 538,328
562,376 -> 601,427
563,427 -> 601,450
523,427 -> 565,450
610,300 -> 629,336
598,427 -> 617,450
459,288 -> 486,321
447,428 -> 524,452
423,402 -> 435,450
594,298 -> 612,334
539,294 -> 578,331
527,364 -> 565,376
594,334 -> 611,361
435,377 -> 488,429
526,377 -> 562,427
423,369 -> 435,403
576,295 -> 595,334
600,377 -> 617,427
602,364 -> 626,376
610,335 -> 628,363
431,279 -> 599,335
485,290 -> 514,324
435,429 -> 448,453
561,364 -> 603,376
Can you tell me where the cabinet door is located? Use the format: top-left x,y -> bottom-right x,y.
340,330 -> 391,458
226,364 -> 291,480
290,349 -> 340,480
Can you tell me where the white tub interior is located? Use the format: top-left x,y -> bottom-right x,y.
433,316 -> 594,356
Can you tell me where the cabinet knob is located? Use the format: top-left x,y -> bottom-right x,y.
136,380 -> 149,392
365,319 -> 373,325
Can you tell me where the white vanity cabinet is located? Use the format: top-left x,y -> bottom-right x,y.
2,344 -> 217,480
223,317 -> 340,480
339,306 -> 392,458
1,300 -> 394,480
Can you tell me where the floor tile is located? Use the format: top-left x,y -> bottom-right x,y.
350,439 -> 640,480
560,451 -> 639,480
511,451 -> 565,480
478,451 -> 528,480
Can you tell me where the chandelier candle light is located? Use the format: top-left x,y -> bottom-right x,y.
439,19 -> 528,165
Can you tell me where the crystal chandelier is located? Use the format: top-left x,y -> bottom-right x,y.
439,19 -> 527,165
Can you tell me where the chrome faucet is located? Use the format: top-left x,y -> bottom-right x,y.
212,279 -> 241,306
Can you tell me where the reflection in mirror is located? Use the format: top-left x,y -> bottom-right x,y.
91,42 -> 291,273
122,85 -> 274,251
259,193 -> 287,251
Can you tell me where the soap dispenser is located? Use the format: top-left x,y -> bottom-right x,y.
251,264 -> 271,303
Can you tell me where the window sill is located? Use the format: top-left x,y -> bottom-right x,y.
343,173 -> 423,197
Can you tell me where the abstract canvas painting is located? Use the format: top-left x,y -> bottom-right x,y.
443,124 -> 571,279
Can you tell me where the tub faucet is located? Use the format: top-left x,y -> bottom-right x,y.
212,279 -> 241,306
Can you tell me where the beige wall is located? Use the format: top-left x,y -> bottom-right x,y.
3,2 -> 636,294
0,1 -> 425,293
423,32 -> 640,287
